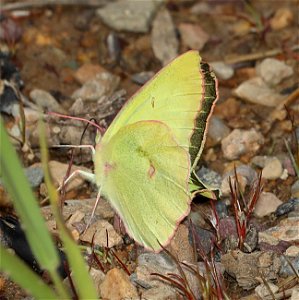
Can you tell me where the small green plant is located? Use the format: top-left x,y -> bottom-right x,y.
0,117 -> 98,299
284,106 -> 299,178
229,169 -> 263,249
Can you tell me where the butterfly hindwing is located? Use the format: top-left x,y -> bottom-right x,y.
94,121 -> 190,251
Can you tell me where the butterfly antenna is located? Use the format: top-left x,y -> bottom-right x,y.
48,111 -> 105,134
79,117 -> 99,162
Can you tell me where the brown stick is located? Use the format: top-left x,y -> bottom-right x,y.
224,45 -> 299,65
2,0 -> 107,11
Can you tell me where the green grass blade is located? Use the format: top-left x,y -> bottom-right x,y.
0,246 -> 58,299
0,118 -> 59,272
39,119 -> 98,299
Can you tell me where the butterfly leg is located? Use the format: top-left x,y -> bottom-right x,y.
84,187 -> 102,233
51,144 -> 95,155
62,169 -> 96,187
41,169 -> 96,205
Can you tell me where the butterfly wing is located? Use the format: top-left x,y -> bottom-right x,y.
94,121 -> 190,251
101,50 -> 217,170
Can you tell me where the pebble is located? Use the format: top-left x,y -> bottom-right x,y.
259,217 -> 299,245
232,20 -> 252,36
178,23 -> 209,50
25,166 -> 44,188
69,98 -> 84,115
275,198 -> 299,217
221,164 -> 257,196
262,157 -> 284,180
255,282 -> 279,298
254,192 -> 283,218
151,8 -> 179,65
270,7 -> 294,30
134,252 -> 199,298
215,200 -> 228,219
99,268 -> 138,300
196,166 -> 222,192
220,173 -> 248,197
243,226 -> 258,253
58,123 -> 94,147
219,217 -> 238,240
281,154 -> 295,176
233,77 -> 284,107
28,122 -> 60,147
207,115 -> 231,146
221,251 -> 281,290
23,108 -> 40,125
62,198 -> 115,221
291,180 -> 299,198
198,261 -> 225,277
193,225 -> 215,254
72,71 -> 120,101
141,285 -> 177,300
214,97 -> 240,120
285,245 -> 299,257
65,210 -> 85,240
89,268 -> 105,295
221,129 -> 264,160
279,255 -> 299,277
190,2 -> 211,14
291,288 -> 299,300
210,61 -> 234,80
96,0 -> 161,33
80,219 -> 123,248
43,160 -> 91,192
167,224 -> 194,262
7,123 -> 21,141
131,71 -> 154,85
30,89 -> 66,113
134,252 -> 176,288
256,58 -> 293,86
251,156 -> 284,180
74,63 -> 107,85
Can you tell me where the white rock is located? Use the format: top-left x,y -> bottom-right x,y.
291,287 -> 299,300
72,72 -> 120,101
210,61 -> 234,80
207,116 -> 231,146
89,268 -> 105,295
221,128 -> 264,160
257,58 -> 293,86
80,219 -> 123,248
151,8 -> 179,65
254,192 -> 283,218
191,2 -> 211,14
30,89 -> 65,113
285,245 -> 299,257
178,23 -> 209,50
96,0 -> 161,33
221,165 -> 257,196
255,282 -> 279,298
233,77 -> 284,107
23,108 -> 40,124
251,156 -> 284,180
45,160 -> 91,192
262,157 -> 283,180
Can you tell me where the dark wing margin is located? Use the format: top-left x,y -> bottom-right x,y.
190,61 -> 218,171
